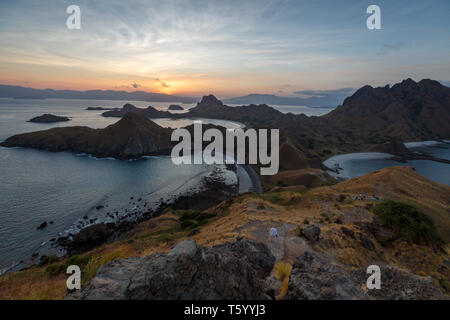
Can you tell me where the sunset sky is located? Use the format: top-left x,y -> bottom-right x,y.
0,0 -> 449,98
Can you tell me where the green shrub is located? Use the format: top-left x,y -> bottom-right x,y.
181,219 -> 197,230
179,211 -> 216,230
38,255 -> 59,266
45,255 -> 90,277
261,193 -> 283,204
158,232 -> 174,244
372,200 -> 443,245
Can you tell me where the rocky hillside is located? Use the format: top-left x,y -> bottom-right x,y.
325,79 -> 450,141
0,112 -> 173,159
2,167 -> 448,300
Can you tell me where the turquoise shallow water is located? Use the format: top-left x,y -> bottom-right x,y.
0,98 -> 243,270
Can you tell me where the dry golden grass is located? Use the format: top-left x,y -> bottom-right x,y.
274,262 -> 292,281
333,166 -> 450,241
0,268 -> 67,300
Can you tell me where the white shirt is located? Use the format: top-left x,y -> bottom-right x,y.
269,227 -> 278,237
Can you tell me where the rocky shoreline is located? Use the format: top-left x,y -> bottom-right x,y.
33,164 -> 242,260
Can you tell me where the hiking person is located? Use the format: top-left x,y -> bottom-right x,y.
269,227 -> 278,242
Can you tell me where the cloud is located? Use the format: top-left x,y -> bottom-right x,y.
383,42 -> 403,50
378,41 -> 404,55
131,82 -> 141,89
293,88 -> 355,99
155,78 -> 170,88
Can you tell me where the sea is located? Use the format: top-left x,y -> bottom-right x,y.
0,97 -> 448,271
323,143 -> 450,186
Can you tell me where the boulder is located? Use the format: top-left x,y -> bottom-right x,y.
341,226 -> 355,238
359,233 -> 375,251
287,251 -> 446,300
301,225 -> 321,242
68,238 -> 275,300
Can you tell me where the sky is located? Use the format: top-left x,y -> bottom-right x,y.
0,0 -> 449,98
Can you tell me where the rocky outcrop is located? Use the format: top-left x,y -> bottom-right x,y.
301,225 -> 321,242
28,114 -> 70,123
184,95 -> 289,126
325,79 -> 450,141
168,104 -> 184,111
102,103 -> 172,118
1,112 -> 173,159
287,251 -> 446,300
68,238 -> 275,300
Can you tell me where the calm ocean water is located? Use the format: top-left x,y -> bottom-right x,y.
325,144 -> 450,186
0,98 -> 249,270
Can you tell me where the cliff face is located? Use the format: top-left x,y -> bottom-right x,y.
1,112 -> 173,159
326,79 -> 450,141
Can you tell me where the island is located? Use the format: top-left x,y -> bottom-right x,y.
28,114 -> 71,123
168,104 -> 184,111
5,112 -> 172,159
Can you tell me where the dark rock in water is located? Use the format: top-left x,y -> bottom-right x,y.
187,229 -> 199,237
301,225 -> 320,242
287,251 -> 446,300
359,233 -> 375,251
49,221 -> 54,224
36,222 -> 47,230
1,112 -> 173,160
168,104 -> 184,111
96,205 -> 104,210
67,238 -> 275,300
28,114 -> 70,123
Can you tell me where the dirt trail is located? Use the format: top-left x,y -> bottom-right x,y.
235,220 -> 313,261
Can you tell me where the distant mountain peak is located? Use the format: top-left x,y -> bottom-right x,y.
196,95 -> 223,108
327,78 -> 450,141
